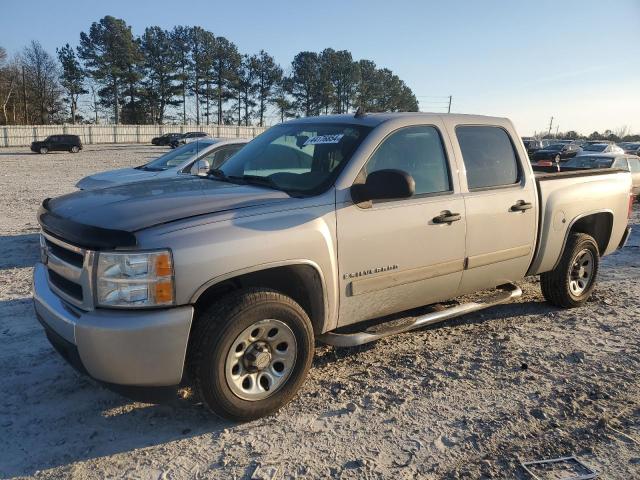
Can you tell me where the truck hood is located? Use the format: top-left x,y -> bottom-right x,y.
76,167 -> 159,190
45,176 -> 291,234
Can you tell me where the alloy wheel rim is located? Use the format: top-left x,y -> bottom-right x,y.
569,248 -> 594,296
224,319 -> 297,401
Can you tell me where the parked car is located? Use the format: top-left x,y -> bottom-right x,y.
30,135 -> 82,154
617,142 -> 640,155
580,143 -> 624,155
563,154 -> 640,196
531,143 -> 581,164
34,113 -> 633,421
170,131 -> 209,148
151,133 -> 182,146
522,138 -> 543,155
76,138 -> 248,190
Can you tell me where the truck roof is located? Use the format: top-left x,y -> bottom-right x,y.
283,112 -> 510,127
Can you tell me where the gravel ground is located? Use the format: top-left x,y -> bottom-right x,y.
0,145 -> 639,479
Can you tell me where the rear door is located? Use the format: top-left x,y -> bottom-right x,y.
50,136 -> 62,151
452,124 -> 537,295
336,123 -> 466,325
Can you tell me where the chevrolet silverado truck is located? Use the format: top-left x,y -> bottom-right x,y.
33,113 -> 633,421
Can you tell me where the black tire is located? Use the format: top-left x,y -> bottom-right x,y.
39,147 -> 48,154
541,232 -> 600,308
189,288 -> 314,421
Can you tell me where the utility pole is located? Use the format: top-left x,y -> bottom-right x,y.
548,116 -> 554,136
22,65 -> 28,124
555,125 -> 560,137
447,95 -> 452,113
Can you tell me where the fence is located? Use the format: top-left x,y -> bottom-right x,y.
0,124 -> 268,148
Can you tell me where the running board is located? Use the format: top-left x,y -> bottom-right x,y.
318,283 -> 522,347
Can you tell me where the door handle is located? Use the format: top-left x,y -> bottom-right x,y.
510,201 -> 533,212
433,211 -> 462,224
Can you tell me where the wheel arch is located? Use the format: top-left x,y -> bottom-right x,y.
190,260 -> 329,335
548,211 -> 614,273
567,210 -> 613,255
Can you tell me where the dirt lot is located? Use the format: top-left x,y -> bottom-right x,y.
0,145 -> 639,479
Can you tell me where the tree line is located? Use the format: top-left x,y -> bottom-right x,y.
540,127 -> 640,143
0,16 -> 419,126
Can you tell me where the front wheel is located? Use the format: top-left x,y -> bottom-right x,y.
189,288 -> 314,421
541,232 -> 600,308
39,147 -> 48,154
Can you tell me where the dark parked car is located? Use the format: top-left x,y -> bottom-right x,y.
170,131 -> 208,149
151,133 -> 182,146
531,143 -> 581,165
30,135 -> 82,154
522,138 -> 543,155
617,142 -> 640,155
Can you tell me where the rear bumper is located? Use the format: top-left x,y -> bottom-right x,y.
618,227 -> 632,249
33,263 -> 194,390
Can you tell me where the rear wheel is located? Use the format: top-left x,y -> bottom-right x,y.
70,146 -> 80,153
39,147 -> 48,154
189,288 -> 314,421
541,232 -> 599,308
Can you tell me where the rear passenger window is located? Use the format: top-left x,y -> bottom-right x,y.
627,158 -> 639,173
456,126 -> 520,189
364,126 -> 451,196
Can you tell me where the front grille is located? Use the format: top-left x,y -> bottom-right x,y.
42,232 -> 92,309
48,270 -> 83,301
45,239 -> 83,268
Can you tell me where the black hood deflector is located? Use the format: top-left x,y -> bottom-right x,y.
38,198 -> 137,249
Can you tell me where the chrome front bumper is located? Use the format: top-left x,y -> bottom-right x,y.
33,263 -> 194,387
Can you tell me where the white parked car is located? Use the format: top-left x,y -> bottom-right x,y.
76,138 -> 248,190
580,143 -> 624,155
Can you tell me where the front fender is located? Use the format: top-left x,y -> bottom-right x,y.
135,197 -> 340,332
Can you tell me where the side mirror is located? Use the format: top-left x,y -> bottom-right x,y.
351,169 -> 415,204
191,159 -> 210,176
296,135 -> 309,149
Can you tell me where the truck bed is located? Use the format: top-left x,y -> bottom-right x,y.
528,167 -> 631,276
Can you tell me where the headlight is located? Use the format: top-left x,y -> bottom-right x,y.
96,250 -> 174,308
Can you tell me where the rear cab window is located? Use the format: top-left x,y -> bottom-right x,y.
455,126 -> 521,190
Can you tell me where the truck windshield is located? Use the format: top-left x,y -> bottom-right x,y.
217,123 -> 372,195
140,140 -> 216,171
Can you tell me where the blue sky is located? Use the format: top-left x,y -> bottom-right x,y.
2,0 -> 639,135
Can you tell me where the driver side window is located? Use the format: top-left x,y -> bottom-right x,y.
363,125 -> 451,196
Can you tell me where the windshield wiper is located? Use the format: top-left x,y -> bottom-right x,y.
208,171 -> 294,195
228,174 -> 295,195
136,165 -> 165,172
206,168 -> 238,184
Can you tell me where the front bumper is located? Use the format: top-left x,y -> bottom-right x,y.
33,263 -> 194,388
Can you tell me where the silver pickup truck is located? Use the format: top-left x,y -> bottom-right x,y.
33,113 -> 633,420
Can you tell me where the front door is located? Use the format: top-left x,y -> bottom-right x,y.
453,125 -> 537,295
337,124 -> 466,326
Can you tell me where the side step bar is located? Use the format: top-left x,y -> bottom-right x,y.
318,283 -> 522,347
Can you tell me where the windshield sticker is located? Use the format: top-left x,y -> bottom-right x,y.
303,134 -> 344,146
